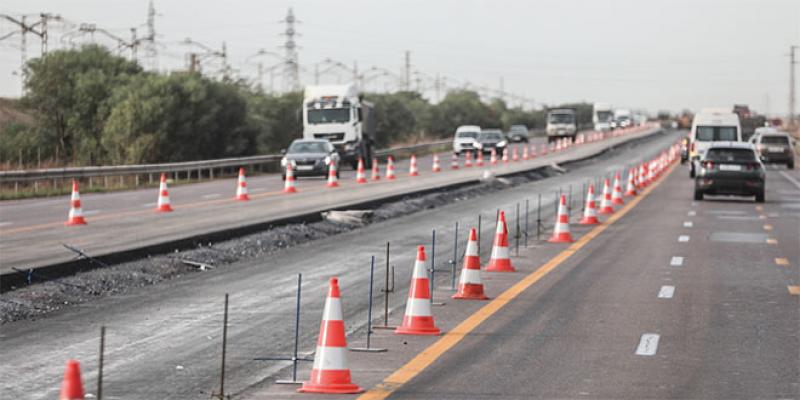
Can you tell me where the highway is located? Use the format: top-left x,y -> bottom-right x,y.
0,129 -> 683,399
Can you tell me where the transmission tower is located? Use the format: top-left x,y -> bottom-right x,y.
279,8 -> 300,91
144,0 -> 158,70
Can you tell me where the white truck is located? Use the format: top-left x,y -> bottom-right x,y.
302,84 -> 377,169
613,109 -> 632,129
546,108 -> 577,143
592,103 -> 614,132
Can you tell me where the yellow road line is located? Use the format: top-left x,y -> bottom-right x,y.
357,161 -> 678,400
788,286 -> 800,296
775,258 -> 790,266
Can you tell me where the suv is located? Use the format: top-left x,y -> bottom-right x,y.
507,125 -> 530,143
452,125 -> 481,154
688,109 -> 742,178
694,142 -> 765,202
749,129 -> 795,169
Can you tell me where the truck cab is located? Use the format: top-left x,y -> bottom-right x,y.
546,108 -> 577,143
593,103 -> 614,132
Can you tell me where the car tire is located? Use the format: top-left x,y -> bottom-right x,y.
693,189 -> 703,201
689,165 -> 695,178
755,190 -> 765,203
281,174 -> 286,181
788,161 -> 795,169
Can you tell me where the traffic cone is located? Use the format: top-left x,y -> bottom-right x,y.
522,145 -> 529,160
548,194 -> 574,243
485,211 -> 515,272
624,168 -> 637,196
408,155 -> 419,176
647,161 -> 656,183
155,173 -> 173,212
355,158 -> 368,183
611,173 -> 625,205
452,228 -> 489,300
385,156 -> 396,180
464,151 -> 473,167
298,278 -> 364,394
512,145 -> 519,161
598,178 -> 614,214
371,158 -> 380,181
502,147 -> 509,163
396,246 -> 441,336
540,143 -> 548,156
235,167 -> 249,201
327,161 -> 339,188
432,153 -> 441,172
476,150 -> 484,166
451,153 -> 460,170
65,180 -> 87,226
579,184 -> 599,225
490,148 -> 498,165
637,164 -> 646,189
530,144 -> 537,158
60,359 -> 85,400
555,139 -> 562,152
284,163 -> 298,193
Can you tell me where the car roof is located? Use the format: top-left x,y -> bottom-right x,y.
760,131 -> 792,138
707,141 -> 755,150
456,125 -> 481,132
693,111 -> 740,126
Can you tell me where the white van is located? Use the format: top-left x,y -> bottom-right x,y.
452,125 -> 481,154
688,109 -> 742,177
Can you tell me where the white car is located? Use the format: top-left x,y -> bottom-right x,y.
452,125 -> 482,154
688,108 -> 742,178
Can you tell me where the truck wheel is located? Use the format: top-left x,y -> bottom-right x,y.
755,190 -> 765,203
689,164 -> 696,178
788,160 -> 794,169
693,189 -> 703,201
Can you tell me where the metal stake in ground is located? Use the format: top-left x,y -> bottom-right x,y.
568,185 -> 573,217
477,214 -> 482,261
211,294 -> 229,400
515,202 -> 521,256
352,256 -> 387,353
524,199 -> 529,248
97,326 -> 105,400
451,222 -> 459,290
429,229 -> 445,306
537,193 -> 542,241
374,242 -> 396,330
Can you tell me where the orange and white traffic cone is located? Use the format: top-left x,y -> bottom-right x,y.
385,156 -> 396,180
235,167 -> 250,201
355,158 -> 368,183
476,150 -> 485,166
298,278 -> 364,394
464,151 -> 473,167
60,359 -> 85,400
647,161 -> 656,183
502,147 -> 509,163
611,173 -> 625,205
555,139 -> 562,152
579,184 -> 599,225
522,145 -> 529,160
512,146 -> 519,161
548,194 -> 574,243
408,155 -> 419,176
327,161 -> 339,188
371,158 -> 380,181
155,173 -> 174,212
637,164 -> 646,189
490,148 -> 497,165
65,180 -> 87,225
396,246 -> 441,336
530,144 -> 537,158
452,228 -> 489,300
598,178 -> 614,214
451,153 -> 460,170
624,168 -> 637,196
432,153 -> 441,172
485,211 -> 515,272
284,164 -> 298,193
541,143 -> 548,155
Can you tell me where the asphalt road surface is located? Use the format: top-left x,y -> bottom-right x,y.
0,129 -> 682,399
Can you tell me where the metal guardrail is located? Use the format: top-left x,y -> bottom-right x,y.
0,140 -> 452,184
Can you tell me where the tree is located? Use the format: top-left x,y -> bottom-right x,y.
424,90 -> 499,137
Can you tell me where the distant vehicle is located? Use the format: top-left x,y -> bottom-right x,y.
507,125 -> 530,143
749,129 -> 795,169
476,129 -> 508,153
688,109 -> 742,178
613,109 -> 632,129
593,103 -> 614,132
281,139 -> 340,180
546,108 -> 577,143
694,142 -> 765,202
452,125 -> 482,154
302,84 -> 376,169
680,136 -> 690,163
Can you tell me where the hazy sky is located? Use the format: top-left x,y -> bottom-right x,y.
1,0 -> 799,115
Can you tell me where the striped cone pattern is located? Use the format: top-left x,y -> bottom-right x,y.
490,148 -> 497,165
298,278 -> 364,394
371,158 -> 380,181
452,228 -> 489,300
432,154 -> 441,172
65,180 -> 87,225
327,161 -> 339,188
502,147 -> 509,163
385,156 -> 396,180
579,184 -> 599,225
464,151 -> 473,167
548,194 -> 574,243
408,155 -> 419,176
598,178 -> 614,214
611,173 -> 625,205
624,168 -> 637,196
156,173 -> 174,212
522,145 -> 529,160
540,143 -> 548,155
637,164 -> 646,189
355,158 -> 368,183
451,153 -> 459,170
396,246 -> 441,336
512,146 -> 519,161
476,150 -> 484,166
60,359 -> 85,400
485,211 -> 515,272
284,164 -> 298,193
235,167 -> 249,201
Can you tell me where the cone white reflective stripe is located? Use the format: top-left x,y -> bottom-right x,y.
490,242 -> 509,259
69,190 -> 83,218
409,155 -> 419,176
404,297 -> 433,317
312,346 -> 348,370
465,237 -> 478,256
322,297 -> 344,321
523,145 -> 529,160
385,157 -> 396,179
554,221 -> 570,233
458,268 -> 482,285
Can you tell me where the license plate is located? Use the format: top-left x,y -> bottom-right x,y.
296,165 -> 314,171
719,164 -> 741,171
767,147 -> 783,152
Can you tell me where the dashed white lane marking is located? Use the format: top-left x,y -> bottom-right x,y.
670,256 -> 684,266
83,210 -> 102,216
778,170 -> 800,189
658,286 -> 675,299
202,193 -> 222,199
250,188 -> 267,193
683,221 -> 693,228
635,333 -> 660,356
688,210 -> 696,217
143,202 -> 156,208
678,235 -> 690,242
0,221 -> 12,227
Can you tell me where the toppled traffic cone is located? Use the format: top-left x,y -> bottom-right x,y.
580,184 -> 600,225
598,178 -> 614,214
396,246 -> 441,335
371,158 -> 380,181
548,194 -> 574,243
451,152 -> 460,170
408,155 -> 419,176
235,167 -> 249,201
464,151 -> 473,167
624,168 -> 637,196
284,163 -> 298,193
485,211 -> 515,272
432,153 -> 441,172
155,173 -> 173,212
326,161 -> 339,188
611,173 -> 625,205
65,180 -> 87,226
298,278 -> 364,394
60,359 -> 85,400
452,228 -> 489,300
385,156 -> 397,180
355,158 -> 368,183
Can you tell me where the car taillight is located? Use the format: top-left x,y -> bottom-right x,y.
745,163 -> 760,171
702,160 -> 714,169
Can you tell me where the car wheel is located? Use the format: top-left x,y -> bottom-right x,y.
336,171 -> 340,179
281,174 -> 286,181
788,161 -> 795,169
689,165 -> 695,178
693,189 -> 703,201
755,190 -> 765,203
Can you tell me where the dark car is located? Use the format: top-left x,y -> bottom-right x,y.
694,142 -> 765,202
751,132 -> 795,169
476,129 -> 508,154
507,125 -> 530,143
281,139 -> 340,180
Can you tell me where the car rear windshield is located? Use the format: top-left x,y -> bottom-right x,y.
760,136 -> 789,145
457,131 -> 479,139
706,148 -> 756,162
696,126 -> 738,141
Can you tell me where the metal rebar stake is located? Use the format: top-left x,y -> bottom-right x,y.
430,230 -> 445,306
451,221 -> 458,290
373,243 -> 396,330
537,193 -> 542,241
352,256 -> 387,352
477,214 -> 482,261
212,294 -> 229,399
515,202 -> 520,256
524,199 -> 529,247
261,274 -> 312,384
97,326 -> 105,400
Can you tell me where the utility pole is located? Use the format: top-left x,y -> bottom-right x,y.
404,50 -> 411,91
790,45 -> 798,126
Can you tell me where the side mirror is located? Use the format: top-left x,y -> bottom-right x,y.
280,149 -> 286,155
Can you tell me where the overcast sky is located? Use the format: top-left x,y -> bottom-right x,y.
1,0 -> 799,115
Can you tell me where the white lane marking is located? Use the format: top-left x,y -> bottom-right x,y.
83,210 -> 102,216
670,256 -> 684,266
0,221 -> 13,227
688,210 -> 696,217
250,188 -> 267,193
143,202 -> 156,208
635,333 -> 660,356
683,221 -> 693,228
658,286 -> 675,299
778,170 -> 800,189
202,193 -> 222,199
678,235 -> 690,242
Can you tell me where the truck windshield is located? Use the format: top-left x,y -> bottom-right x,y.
597,111 -> 614,122
549,114 -> 575,124
307,108 -> 351,124
696,126 -> 738,141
